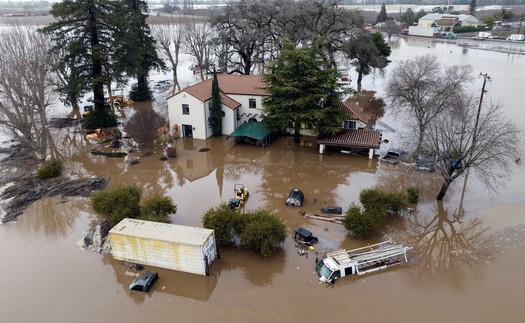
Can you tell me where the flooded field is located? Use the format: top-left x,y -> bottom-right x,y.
1,37 -> 525,323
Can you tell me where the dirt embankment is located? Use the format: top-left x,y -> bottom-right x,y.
0,119 -> 109,223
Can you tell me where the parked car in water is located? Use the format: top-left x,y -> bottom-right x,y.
320,206 -> 343,214
294,227 -> 318,246
129,272 -> 158,292
417,152 -> 436,172
381,149 -> 407,165
286,188 -> 304,207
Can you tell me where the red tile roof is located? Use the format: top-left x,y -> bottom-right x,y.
316,128 -> 381,149
168,74 -> 268,110
341,100 -> 371,124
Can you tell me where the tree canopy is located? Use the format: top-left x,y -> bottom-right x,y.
262,42 -> 346,143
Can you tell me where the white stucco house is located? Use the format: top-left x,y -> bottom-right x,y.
409,13 -> 480,36
167,74 -> 268,140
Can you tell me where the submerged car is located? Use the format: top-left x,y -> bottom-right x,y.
417,152 -> 436,171
381,149 -> 407,165
320,206 -> 343,214
129,272 -> 158,292
228,197 -> 243,210
294,227 -> 318,246
286,188 -> 304,207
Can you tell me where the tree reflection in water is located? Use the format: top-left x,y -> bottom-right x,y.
391,201 -> 492,276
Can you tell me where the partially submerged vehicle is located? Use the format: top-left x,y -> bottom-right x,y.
320,206 -> 343,214
417,151 -> 436,171
381,149 -> 407,165
228,197 -> 243,210
129,272 -> 159,292
234,183 -> 249,201
294,227 -> 318,246
285,188 -> 304,207
315,240 -> 412,284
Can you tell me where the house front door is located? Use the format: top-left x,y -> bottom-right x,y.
182,124 -> 193,137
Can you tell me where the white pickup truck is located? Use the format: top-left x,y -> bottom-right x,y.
507,34 -> 525,41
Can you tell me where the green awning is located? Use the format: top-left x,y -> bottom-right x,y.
226,122 -> 272,142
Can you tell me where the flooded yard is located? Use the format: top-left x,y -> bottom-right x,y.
1,36 -> 525,322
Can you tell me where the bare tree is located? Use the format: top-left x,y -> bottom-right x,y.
183,19 -> 212,81
386,55 -> 473,158
0,25 -> 58,160
380,20 -> 401,41
212,0 -> 280,75
151,19 -> 185,94
426,95 -> 521,200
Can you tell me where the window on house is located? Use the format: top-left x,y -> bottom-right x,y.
344,121 -> 357,129
182,104 -> 189,115
249,98 -> 256,109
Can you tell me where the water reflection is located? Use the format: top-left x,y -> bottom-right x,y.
104,253 -> 218,303
216,246 -> 285,287
24,197 -> 83,238
392,201 -> 492,277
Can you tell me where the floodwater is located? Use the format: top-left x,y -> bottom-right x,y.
1,37 -> 525,323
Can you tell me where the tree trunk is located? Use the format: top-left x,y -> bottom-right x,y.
294,122 -> 301,144
88,7 -> 105,112
414,124 -> 426,159
436,177 -> 453,200
357,70 -> 363,84
172,69 -> 180,94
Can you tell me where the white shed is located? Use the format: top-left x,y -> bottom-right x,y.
109,218 -> 218,276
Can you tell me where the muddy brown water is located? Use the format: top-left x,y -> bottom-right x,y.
1,38 -> 525,322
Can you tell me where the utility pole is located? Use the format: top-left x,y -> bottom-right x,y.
459,73 -> 490,209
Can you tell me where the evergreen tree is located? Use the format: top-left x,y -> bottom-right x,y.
402,8 -> 415,25
209,68 -> 222,136
415,9 -> 426,22
469,0 -> 477,16
41,0 -> 121,113
120,0 -> 164,101
376,3 -> 387,23
262,42 -> 346,143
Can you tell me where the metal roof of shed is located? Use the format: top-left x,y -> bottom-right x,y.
109,218 -> 214,246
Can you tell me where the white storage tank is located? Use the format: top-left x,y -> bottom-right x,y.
109,218 -> 218,276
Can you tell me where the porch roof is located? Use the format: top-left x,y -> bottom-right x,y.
316,128 -> 381,149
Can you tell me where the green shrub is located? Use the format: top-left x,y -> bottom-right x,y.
407,187 -> 420,204
91,185 -> 142,227
342,203 -> 385,239
202,203 -> 240,245
140,195 -> 177,223
239,209 -> 287,257
36,158 -> 63,179
83,108 -> 118,130
359,188 -> 407,213
384,191 -> 409,214
452,26 -> 485,33
202,205 -> 286,256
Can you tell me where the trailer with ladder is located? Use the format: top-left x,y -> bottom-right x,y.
315,240 -> 412,283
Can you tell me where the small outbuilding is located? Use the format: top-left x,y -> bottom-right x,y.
109,218 -> 218,276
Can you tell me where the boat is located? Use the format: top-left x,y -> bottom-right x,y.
315,240 -> 412,283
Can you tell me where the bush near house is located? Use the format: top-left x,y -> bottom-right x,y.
82,108 -> 118,130
91,185 -> 176,227
36,158 -> 64,179
202,204 -> 286,257
452,26 -> 485,34
343,187 -> 411,239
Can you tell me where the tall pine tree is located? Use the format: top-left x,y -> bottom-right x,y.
262,42 -> 346,143
119,0 -> 164,101
41,0 -> 120,114
209,68 -> 222,136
